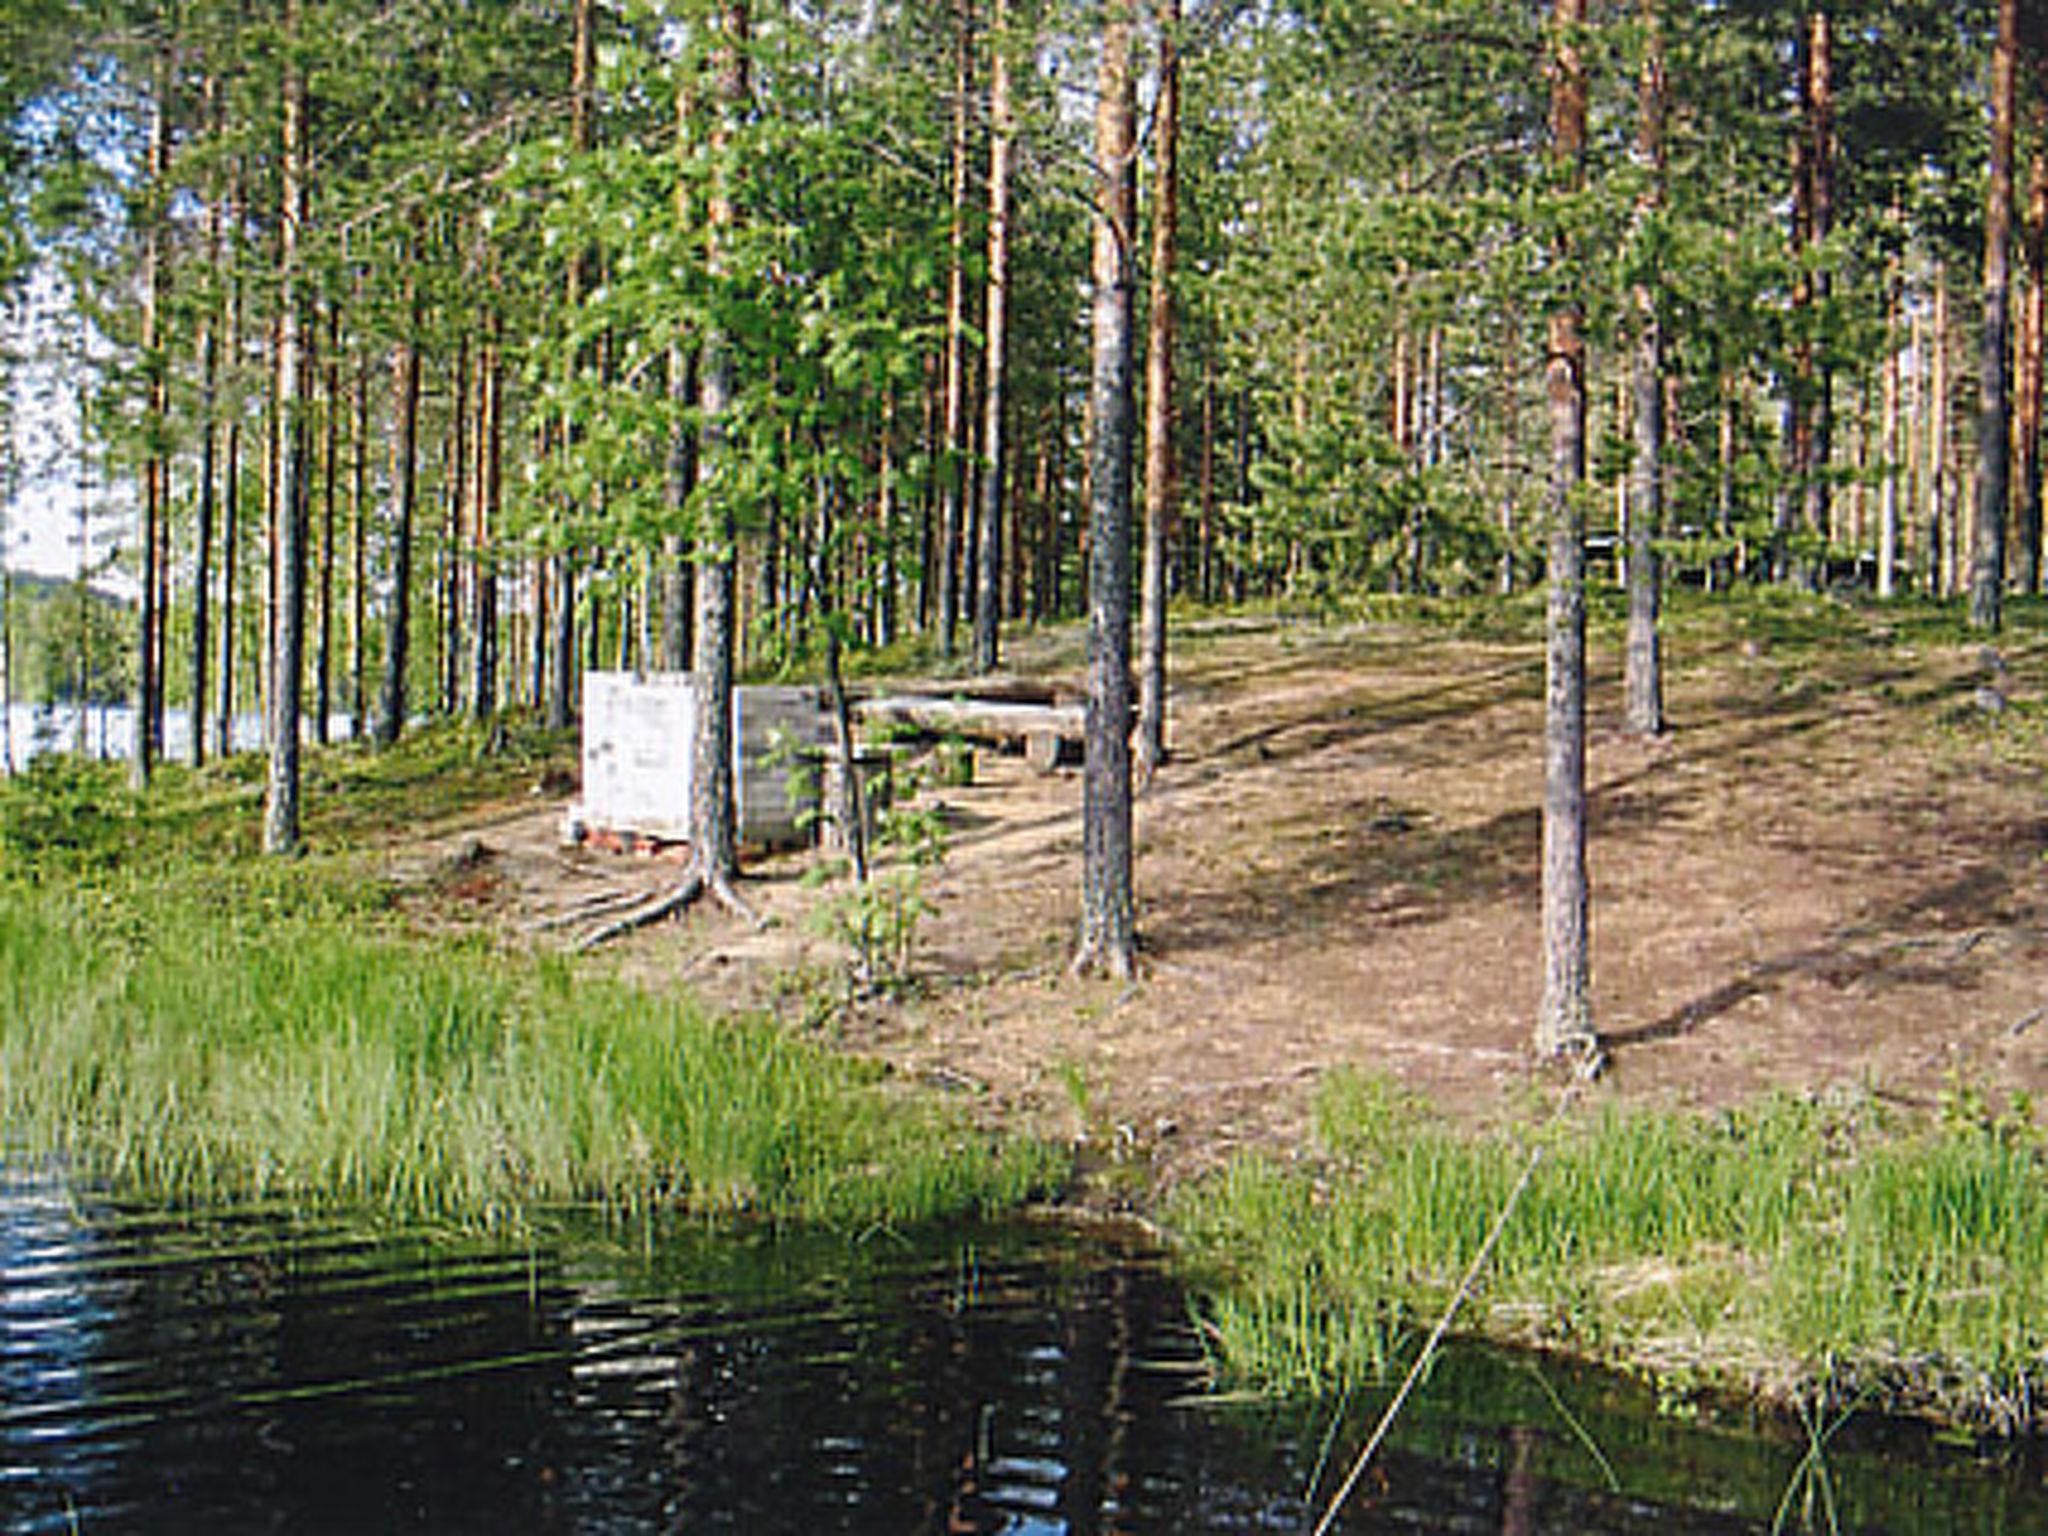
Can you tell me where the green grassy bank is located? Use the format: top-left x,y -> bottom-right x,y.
0,733 -> 1061,1230
1169,1071 -> 2048,1434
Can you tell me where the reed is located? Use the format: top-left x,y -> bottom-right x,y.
1170,1070 -> 2048,1432
0,872 -> 1061,1230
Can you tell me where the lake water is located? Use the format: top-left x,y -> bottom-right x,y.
0,704 -> 355,773
4,1168 -> 2044,1533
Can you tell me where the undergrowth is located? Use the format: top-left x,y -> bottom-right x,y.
0,719 -> 1062,1231
1170,1070 -> 2048,1434
0,869 -> 1061,1229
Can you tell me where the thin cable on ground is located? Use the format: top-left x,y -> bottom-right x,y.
1308,1049 -> 1601,1536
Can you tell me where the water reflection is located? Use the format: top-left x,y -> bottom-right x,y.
2,1166 -> 2044,1533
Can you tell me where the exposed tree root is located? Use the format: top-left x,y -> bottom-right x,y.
529,885 -> 665,933
573,869 -> 707,951
706,869 -> 765,930
568,861 -> 766,951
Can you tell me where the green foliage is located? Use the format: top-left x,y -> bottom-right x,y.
806,743 -> 952,995
1171,1070 -> 2048,1431
0,863 -> 1063,1229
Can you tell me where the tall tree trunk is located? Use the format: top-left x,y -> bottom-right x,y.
189,82 -> 220,767
350,350 -> 369,739
1929,263 -> 1951,593
1538,0 -> 1594,1058
439,332 -> 470,714
693,0 -> 750,883
263,0 -> 309,855
1973,0 -> 2018,631
216,250 -> 242,761
936,0 -> 973,657
1803,11 -> 1834,574
1624,0 -> 1664,737
550,0 -> 597,728
974,0 -> 1012,673
1137,0 -> 1180,783
1880,266 -> 1902,597
2018,134 -> 2047,595
1076,6 -> 1137,980
313,301 -> 339,743
671,73 -> 704,671
133,43 -> 171,788
662,339 -> 697,671
377,265 -> 421,748
472,308 -> 502,719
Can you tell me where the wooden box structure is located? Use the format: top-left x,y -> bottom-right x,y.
570,674 -> 829,849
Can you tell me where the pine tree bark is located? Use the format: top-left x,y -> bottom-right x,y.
936,0 -> 973,657
1803,11 -> 1834,572
1623,0 -> 1664,738
133,42 -> 171,789
1076,6 -> 1137,980
349,349 -> 369,739
1137,0 -> 1180,784
263,0 -> 309,855
189,77 -> 220,767
973,0 -> 1012,674
693,0 -> 750,885
548,0 -> 597,729
471,306 -> 502,719
216,193 -> 243,760
2018,135 -> 2047,596
1538,0 -> 1594,1058
313,301 -> 339,743
1928,263 -> 1951,593
1880,266 -> 1902,597
1972,0 -> 2017,631
376,261 -> 421,748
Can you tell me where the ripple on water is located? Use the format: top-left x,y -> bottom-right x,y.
3,1164 -> 2046,1533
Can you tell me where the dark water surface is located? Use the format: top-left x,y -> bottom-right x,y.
3,1168 -> 2045,1534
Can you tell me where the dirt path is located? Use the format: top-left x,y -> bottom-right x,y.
398,608 -> 2048,1199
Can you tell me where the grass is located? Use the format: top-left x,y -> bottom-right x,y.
1169,1070 -> 2048,1433
0,721 -> 1063,1231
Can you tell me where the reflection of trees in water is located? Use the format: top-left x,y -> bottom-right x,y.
7,1204 -> 2048,1534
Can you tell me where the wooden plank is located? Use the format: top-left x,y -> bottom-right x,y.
854,693 -> 1084,753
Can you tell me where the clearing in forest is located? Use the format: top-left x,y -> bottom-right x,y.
409,595 -> 2048,1197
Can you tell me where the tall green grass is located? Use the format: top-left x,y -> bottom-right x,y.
1169,1070 -> 2048,1431
0,872 -> 1062,1229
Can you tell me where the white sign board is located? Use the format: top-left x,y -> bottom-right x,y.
573,673 -> 829,848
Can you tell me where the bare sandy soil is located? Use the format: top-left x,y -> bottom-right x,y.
399,605 -> 2048,1202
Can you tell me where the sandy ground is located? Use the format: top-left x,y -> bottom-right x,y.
397,609 -> 2048,1202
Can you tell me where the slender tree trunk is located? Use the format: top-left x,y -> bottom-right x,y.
472,309 -> 502,719
1803,11 -> 1834,573
313,301 -> 339,743
1137,0 -> 1180,784
1973,0 -> 2018,630
974,0 -> 1012,673
1929,263 -> 1951,593
377,266 -> 420,748
693,0 -> 750,883
936,0 -> 973,657
2019,135 -> 2047,595
663,345 -> 697,672
263,0 -> 309,854
217,394 -> 242,756
1539,0 -> 1594,1058
439,332 -> 470,714
349,350 -> 369,739
1624,0 -> 1664,737
133,45 -> 171,789
1076,6 -> 1137,980
549,0 -> 597,728
189,85 -> 220,767
1880,268 -> 1902,597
